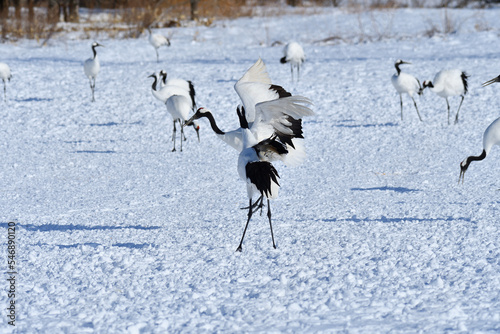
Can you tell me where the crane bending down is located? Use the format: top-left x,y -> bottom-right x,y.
391,59 -> 423,121
84,42 -> 104,102
185,58 -> 314,251
459,74 -> 500,183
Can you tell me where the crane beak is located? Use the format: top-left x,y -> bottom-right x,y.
184,115 -> 195,127
482,75 -> 500,87
195,126 -> 200,142
458,169 -> 465,184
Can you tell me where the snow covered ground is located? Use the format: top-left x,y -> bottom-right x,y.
1,6 -> 500,333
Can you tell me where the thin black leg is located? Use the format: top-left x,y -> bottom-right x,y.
455,95 -> 465,124
446,98 -> 450,125
400,94 -> 403,121
180,121 -> 184,152
236,199 -> 253,252
172,121 -> 177,152
411,96 -> 422,121
267,199 -> 276,249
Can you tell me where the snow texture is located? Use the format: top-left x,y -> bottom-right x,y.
1,7 -> 500,333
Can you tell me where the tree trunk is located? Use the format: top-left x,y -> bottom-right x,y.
0,0 -> 8,19
28,0 -> 35,21
13,0 -> 21,19
190,0 -> 199,21
48,0 -> 60,24
68,0 -> 79,22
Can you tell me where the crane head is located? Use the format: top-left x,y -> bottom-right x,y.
184,107 -> 207,126
458,158 -> 470,184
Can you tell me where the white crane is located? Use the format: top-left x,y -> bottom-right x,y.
391,59 -> 423,121
459,74 -> 500,183
148,28 -> 170,63
0,62 -> 12,102
166,94 -> 194,152
83,42 -> 103,102
235,97 -> 313,251
184,58 -> 300,152
148,73 -> 200,147
459,117 -> 500,183
423,69 -> 469,125
159,70 -> 197,110
185,58 -> 314,251
280,42 -> 305,82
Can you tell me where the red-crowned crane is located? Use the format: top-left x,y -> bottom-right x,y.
159,70 -> 197,110
0,62 -> 12,102
148,28 -> 170,63
391,59 -> 423,121
459,74 -> 500,183
280,42 -> 305,82
149,73 -> 200,148
423,69 -> 469,125
185,58 -> 314,251
83,42 -> 104,102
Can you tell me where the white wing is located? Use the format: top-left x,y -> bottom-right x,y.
234,58 -> 282,123
251,96 -> 314,166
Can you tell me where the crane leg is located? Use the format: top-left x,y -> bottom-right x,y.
89,78 -> 95,102
446,98 -> 450,125
180,121 -> 184,152
455,95 -> 465,124
291,65 -> 294,83
156,49 -> 159,63
411,96 -> 422,121
236,199 -> 254,252
400,94 -> 403,121
3,82 -> 6,102
172,121 -> 177,152
267,199 -> 276,249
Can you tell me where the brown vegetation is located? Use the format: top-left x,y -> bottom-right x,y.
0,0 -> 493,43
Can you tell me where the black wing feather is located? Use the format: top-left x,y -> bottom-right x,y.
245,161 -> 280,198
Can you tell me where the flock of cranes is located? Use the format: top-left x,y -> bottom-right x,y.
3,34 -> 500,250
390,59 -> 500,182
391,59 -> 469,124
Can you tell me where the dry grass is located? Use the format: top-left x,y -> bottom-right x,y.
0,0 -> 493,43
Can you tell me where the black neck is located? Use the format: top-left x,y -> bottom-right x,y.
464,149 -> 487,170
150,75 -> 158,91
200,111 -> 225,135
395,63 -> 401,75
92,45 -> 97,59
161,72 -> 167,85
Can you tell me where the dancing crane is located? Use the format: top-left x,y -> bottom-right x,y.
423,69 -> 469,124
185,58 -> 314,251
280,42 -> 305,82
84,42 -> 104,102
391,59 -> 423,121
